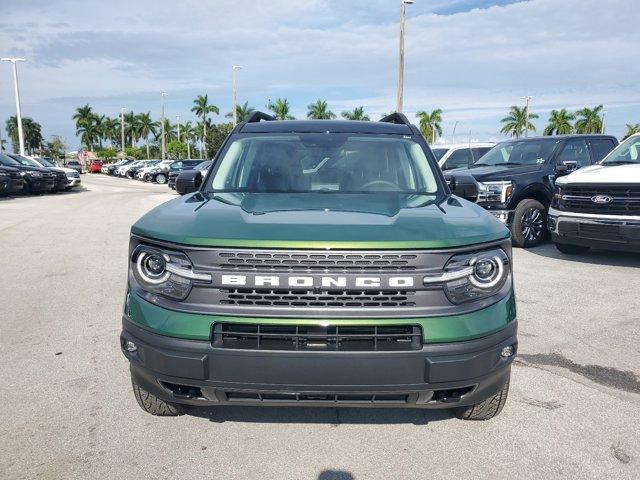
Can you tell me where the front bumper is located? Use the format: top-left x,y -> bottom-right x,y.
121,316 -> 517,409
484,209 -> 515,227
66,177 -> 81,188
548,207 -> 640,252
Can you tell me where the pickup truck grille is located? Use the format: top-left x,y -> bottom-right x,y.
560,184 -> 640,215
212,323 -> 423,351
220,288 -> 416,307
218,251 -> 418,271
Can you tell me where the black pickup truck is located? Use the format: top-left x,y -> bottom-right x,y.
446,135 -> 618,247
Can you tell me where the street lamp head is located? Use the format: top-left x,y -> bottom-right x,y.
232,65 -> 242,70
402,0 -> 415,5
161,92 -> 168,97
1,57 -> 26,63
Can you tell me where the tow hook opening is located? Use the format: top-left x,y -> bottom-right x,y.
160,381 -> 204,400
432,386 -> 474,403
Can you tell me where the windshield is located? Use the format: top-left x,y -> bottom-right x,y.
0,154 -> 21,166
431,148 -> 449,161
37,158 -> 55,167
11,155 -> 41,167
602,136 -> 640,164
207,134 -> 439,194
476,139 -> 559,166
196,161 -> 212,171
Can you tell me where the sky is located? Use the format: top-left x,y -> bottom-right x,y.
0,0 -> 639,151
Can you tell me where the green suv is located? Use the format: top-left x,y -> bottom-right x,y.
121,113 -> 517,420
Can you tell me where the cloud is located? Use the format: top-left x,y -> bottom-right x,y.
0,0 -> 637,146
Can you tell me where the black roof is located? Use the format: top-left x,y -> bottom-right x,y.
500,134 -> 617,142
240,119 -> 413,135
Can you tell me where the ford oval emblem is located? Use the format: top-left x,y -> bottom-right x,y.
591,195 -> 613,204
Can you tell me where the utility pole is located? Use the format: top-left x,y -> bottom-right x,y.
1,58 -> 26,155
176,115 -> 181,142
120,108 -> 126,156
396,1 -> 414,113
232,65 -> 242,126
601,110 -> 607,134
452,121 -> 459,144
523,95 -> 533,138
160,92 -> 167,159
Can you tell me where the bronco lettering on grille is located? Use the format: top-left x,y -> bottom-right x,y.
220,275 -> 415,289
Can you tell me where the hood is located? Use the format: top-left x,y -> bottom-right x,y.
132,192 -> 509,249
557,163 -> 640,185
452,163 -> 543,181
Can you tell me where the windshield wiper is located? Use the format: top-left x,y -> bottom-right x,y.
472,162 -> 523,167
604,160 -> 638,165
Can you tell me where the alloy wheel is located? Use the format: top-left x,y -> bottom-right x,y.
521,207 -> 544,242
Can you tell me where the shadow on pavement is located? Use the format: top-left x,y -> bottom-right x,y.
186,405 -> 454,425
318,470 -> 356,480
526,242 -> 640,268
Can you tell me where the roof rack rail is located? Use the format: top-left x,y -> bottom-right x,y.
246,111 -> 276,123
379,112 -> 411,126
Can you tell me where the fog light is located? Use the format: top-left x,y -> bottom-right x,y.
501,345 -> 515,358
124,340 -> 137,353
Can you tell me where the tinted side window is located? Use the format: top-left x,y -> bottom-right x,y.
557,139 -> 591,168
471,147 -> 491,162
590,139 -> 616,162
443,148 -> 473,170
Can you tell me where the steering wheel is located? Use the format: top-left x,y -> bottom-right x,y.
359,180 -> 400,191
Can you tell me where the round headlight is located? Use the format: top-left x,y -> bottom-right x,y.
136,252 -> 170,284
469,255 -> 504,288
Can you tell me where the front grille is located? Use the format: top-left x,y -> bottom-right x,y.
558,222 -> 624,242
560,184 -> 640,215
224,391 -> 410,404
218,251 -> 418,271
220,288 -> 416,307
212,323 -> 423,351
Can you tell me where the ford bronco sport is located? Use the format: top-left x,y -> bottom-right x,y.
120,113 -> 517,420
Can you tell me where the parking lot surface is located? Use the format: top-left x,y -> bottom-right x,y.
1,174 -> 639,480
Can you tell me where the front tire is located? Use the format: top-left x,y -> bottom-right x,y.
132,380 -> 184,416
555,242 -> 590,255
454,380 -> 510,421
511,199 -> 547,248
155,173 -> 167,184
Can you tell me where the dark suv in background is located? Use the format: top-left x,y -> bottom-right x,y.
447,135 -> 618,247
167,159 -> 206,189
0,153 -> 56,194
0,164 -> 25,195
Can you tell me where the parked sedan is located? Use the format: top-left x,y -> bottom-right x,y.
89,160 -> 103,173
142,160 -> 174,184
107,159 -> 132,176
133,160 -> 161,180
0,154 -> 56,194
27,156 -> 81,190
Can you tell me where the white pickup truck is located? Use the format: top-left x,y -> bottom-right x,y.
549,133 -> 640,254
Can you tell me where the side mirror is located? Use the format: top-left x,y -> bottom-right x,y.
556,160 -> 578,174
445,173 -> 478,202
176,170 -> 202,195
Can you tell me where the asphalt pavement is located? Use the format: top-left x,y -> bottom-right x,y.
1,174 -> 638,480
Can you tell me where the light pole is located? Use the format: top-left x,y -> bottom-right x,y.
452,121 -> 459,143
601,110 -> 607,134
396,0 -> 414,113
176,115 -> 181,142
522,95 -> 533,138
232,65 -> 242,126
120,108 -> 126,156
160,92 -> 167,159
1,57 -> 26,155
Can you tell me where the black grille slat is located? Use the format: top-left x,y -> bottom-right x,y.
212,323 -> 423,351
225,391 -> 410,404
217,251 -> 418,271
560,184 -> 640,215
219,288 -> 416,308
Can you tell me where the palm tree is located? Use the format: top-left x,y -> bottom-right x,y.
307,100 -> 336,120
416,109 -> 443,143
544,109 -> 575,135
267,98 -> 295,120
123,111 -> 139,147
73,104 -> 98,150
137,112 -> 159,159
102,117 -> 120,147
500,105 -> 538,138
6,116 -> 43,154
623,123 -> 640,140
341,107 -> 370,121
182,121 -> 195,159
575,105 -> 604,134
226,101 -> 256,123
191,94 -> 219,153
